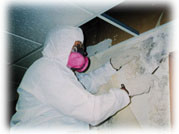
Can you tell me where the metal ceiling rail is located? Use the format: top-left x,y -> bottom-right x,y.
12,64 -> 28,70
74,2 -> 139,37
6,31 -> 42,46
99,13 -> 139,36
73,0 -> 125,26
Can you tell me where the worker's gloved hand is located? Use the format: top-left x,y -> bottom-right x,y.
124,74 -> 155,97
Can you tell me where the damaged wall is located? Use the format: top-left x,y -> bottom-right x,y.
84,23 -> 172,131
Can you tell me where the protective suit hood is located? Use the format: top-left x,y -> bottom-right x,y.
42,26 -> 84,66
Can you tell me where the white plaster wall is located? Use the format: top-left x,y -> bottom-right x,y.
87,22 -> 172,131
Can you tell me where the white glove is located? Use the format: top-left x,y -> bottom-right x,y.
124,74 -> 155,97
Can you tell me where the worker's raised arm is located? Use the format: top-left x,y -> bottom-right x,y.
39,73 -> 130,126
36,62 -> 129,126
76,61 -> 116,94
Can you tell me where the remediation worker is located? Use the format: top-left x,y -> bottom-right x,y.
10,26 -> 131,132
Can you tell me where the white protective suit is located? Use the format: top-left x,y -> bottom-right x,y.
10,26 -> 130,131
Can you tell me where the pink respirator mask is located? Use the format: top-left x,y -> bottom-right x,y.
67,52 -> 89,72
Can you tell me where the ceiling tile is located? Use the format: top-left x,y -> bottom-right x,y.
8,65 -> 26,84
73,0 -> 124,14
8,34 -> 42,64
15,48 -> 43,68
8,5 -> 93,44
